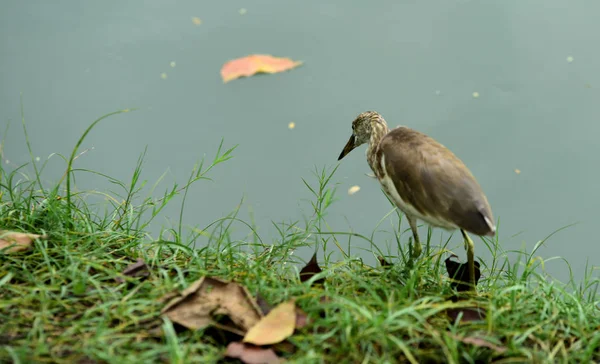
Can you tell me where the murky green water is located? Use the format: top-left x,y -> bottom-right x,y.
2,1 -> 599,282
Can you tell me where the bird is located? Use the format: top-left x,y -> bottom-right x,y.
337,111 -> 495,290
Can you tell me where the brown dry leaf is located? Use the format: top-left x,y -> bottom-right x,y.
115,258 -> 150,283
295,307 -> 308,329
299,253 -> 324,285
446,306 -> 487,323
161,276 -> 263,333
450,334 -> 507,354
256,293 -> 273,315
377,256 -> 392,267
243,300 -> 296,346
220,54 -> 302,83
0,230 -> 45,253
444,254 -> 481,292
225,342 -> 281,364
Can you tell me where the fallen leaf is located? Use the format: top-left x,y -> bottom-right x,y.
347,185 -> 360,195
444,254 -> 481,292
446,306 -> 487,323
295,307 -> 309,329
160,73 -> 168,80
239,8 -> 247,15
450,334 -> 507,354
472,92 -> 480,98
0,230 -> 45,253
191,17 -> 202,25
256,293 -> 273,315
220,54 -> 302,83
299,253 -> 324,285
115,258 -> 150,283
170,61 -> 176,68
244,300 -> 296,346
161,276 -> 263,333
226,342 -> 281,364
288,122 -> 295,129
514,169 -> 521,174
377,256 -> 392,267
567,56 -> 574,63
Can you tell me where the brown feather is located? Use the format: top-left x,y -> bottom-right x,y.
377,127 -> 495,236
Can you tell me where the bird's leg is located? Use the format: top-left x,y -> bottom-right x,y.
406,215 -> 422,258
460,229 -> 476,291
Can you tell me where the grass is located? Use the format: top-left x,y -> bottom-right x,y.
1,110 -> 600,364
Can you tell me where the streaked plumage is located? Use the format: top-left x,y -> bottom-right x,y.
338,111 -> 495,290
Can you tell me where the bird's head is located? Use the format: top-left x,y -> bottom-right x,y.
338,111 -> 386,160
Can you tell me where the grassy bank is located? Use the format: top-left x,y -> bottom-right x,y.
1,112 -> 599,363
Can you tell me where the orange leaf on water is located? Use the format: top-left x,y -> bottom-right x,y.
220,54 -> 302,83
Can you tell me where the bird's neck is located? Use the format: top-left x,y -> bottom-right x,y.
366,117 -> 389,171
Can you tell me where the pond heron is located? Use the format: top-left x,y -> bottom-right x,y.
338,111 -> 495,290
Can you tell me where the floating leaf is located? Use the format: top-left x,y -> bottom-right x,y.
244,300 -> 296,346
115,258 -> 150,283
220,54 -> 302,83
191,17 -> 202,25
347,185 -> 361,195
444,254 -> 481,292
299,253 -> 324,285
161,276 -> 263,333
225,342 -> 281,364
0,230 -> 45,254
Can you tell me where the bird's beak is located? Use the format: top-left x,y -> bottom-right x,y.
338,134 -> 356,161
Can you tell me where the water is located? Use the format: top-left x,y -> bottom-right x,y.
2,0 -> 599,283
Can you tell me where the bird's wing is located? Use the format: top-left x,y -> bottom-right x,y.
378,127 -> 494,236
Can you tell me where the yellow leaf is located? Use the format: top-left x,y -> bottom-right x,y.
0,230 -> 45,253
243,300 -> 296,345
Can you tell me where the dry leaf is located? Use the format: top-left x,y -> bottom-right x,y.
220,54 -> 302,83
446,306 -> 487,323
244,300 -> 296,346
377,256 -> 392,267
299,253 -> 324,285
450,334 -> 507,354
256,293 -> 273,316
0,230 -> 45,253
295,307 -> 308,329
444,254 -> 481,292
161,276 -> 263,333
115,258 -> 150,283
514,169 -> 521,174
288,122 -> 295,130
347,185 -> 360,195
191,17 -> 202,25
226,342 -> 281,364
